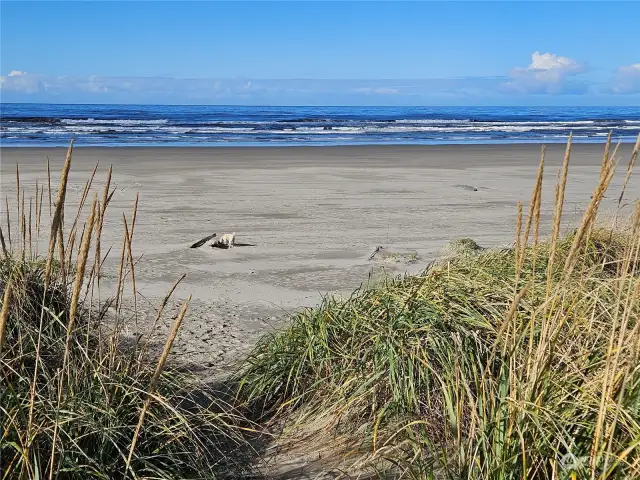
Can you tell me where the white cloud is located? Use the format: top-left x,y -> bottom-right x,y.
503,51 -> 589,94
0,71 -> 41,93
620,63 -> 640,72
0,74 -> 438,99
611,63 -> 640,94
528,51 -> 583,73
77,75 -> 110,93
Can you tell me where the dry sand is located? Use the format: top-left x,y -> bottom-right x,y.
1,143 -> 639,377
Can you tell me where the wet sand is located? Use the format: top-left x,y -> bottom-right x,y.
1,144 -> 638,375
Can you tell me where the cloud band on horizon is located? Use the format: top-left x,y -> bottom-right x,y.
1,53 -> 639,105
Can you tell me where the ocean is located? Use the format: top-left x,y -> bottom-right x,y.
1,104 -> 639,147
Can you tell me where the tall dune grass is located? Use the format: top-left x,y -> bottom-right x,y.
237,135 -> 640,479
2,136 -> 639,479
0,143 -> 254,479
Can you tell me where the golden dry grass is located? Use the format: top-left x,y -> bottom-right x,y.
237,135 -> 640,479
0,143 -> 255,479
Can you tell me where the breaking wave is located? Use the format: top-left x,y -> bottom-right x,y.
2,104 -> 639,146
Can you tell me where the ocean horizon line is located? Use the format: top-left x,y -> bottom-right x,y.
3,102 -> 640,109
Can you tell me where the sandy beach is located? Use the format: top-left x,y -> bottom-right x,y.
1,143 -> 638,376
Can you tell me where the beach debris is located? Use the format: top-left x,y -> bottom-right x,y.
455,184 -> 478,192
368,246 -> 419,264
234,241 -> 256,247
219,232 -> 236,248
190,233 -> 217,249
211,233 -> 256,249
188,231 -> 256,250
368,246 -> 383,260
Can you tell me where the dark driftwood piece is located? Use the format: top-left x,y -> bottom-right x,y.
190,233 -> 216,249
368,246 -> 383,261
211,241 -> 256,249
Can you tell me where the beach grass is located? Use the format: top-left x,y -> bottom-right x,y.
236,135 -> 640,478
0,144 -> 255,479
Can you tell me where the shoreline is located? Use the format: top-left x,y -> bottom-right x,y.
2,137 -> 638,150
2,142 -> 636,169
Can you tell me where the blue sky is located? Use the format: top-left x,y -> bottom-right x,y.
1,1 -> 639,105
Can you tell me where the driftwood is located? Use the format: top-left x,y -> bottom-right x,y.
368,246 -> 383,261
211,241 -> 255,249
455,184 -> 478,192
190,233 -> 216,249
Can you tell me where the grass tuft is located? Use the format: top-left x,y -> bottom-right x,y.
237,136 -> 640,479
1,145 -> 255,479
